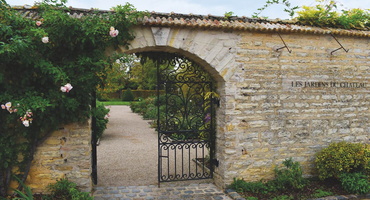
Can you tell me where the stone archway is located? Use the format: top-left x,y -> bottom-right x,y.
116,25 -> 239,187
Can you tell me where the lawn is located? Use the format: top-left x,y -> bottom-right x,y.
97,100 -> 132,106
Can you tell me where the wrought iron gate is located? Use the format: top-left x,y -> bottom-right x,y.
153,53 -> 217,183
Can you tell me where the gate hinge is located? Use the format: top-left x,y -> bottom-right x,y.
212,97 -> 220,108
212,159 -> 219,167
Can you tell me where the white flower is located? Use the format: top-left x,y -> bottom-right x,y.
42,37 -> 49,43
5,102 -> 11,109
22,120 -> 30,127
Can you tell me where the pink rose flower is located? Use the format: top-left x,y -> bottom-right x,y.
64,83 -> 73,92
60,83 -> 73,92
36,21 -> 42,26
109,27 -> 119,37
60,86 -> 67,92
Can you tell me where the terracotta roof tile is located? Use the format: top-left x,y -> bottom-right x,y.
12,6 -> 370,38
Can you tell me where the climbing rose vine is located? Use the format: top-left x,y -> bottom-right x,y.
0,0 -> 147,196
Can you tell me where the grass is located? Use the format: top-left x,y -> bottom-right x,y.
97,100 -> 131,106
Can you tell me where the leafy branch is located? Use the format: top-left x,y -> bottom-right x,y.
252,0 -> 299,18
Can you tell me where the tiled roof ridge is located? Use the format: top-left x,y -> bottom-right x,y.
12,5 -> 370,38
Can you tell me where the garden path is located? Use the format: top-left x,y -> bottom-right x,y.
93,105 -> 235,200
96,105 -> 157,186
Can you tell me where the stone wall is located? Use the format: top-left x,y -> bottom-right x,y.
26,122 -> 92,193
220,32 -> 369,185
125,26 -> 369,188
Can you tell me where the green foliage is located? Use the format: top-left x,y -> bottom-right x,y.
296,1 -> 339,27
296,0 -> 370,30
340,172 -> 370,194
273,158 -> 306,190
229,178 -> 276,194
253,0 -> 299,18
11,176 -> 33,200
43,178 -> 93,200
255,0 -> 370,30
312,189 -> 333,198
272,195 -> 293,200
229,159 -> 309,199
0,0 -> 146,196
92,104 -> 110,140
130,96 -> 158,120
224,11 -> 234,19
315,142 -> 370,180
127,90 -> 162,100
122,88 -> 135,101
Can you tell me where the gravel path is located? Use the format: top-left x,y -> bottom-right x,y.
97,105 -> 158,186
94,105 -> 234,200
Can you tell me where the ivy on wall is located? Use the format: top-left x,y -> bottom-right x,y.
0,0 -> 146,196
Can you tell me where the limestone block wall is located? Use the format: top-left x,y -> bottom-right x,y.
123,26 -> 369,188
26,122 -> 92,193
220,32 -> 369,186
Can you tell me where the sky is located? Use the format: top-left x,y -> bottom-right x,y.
8,0 -> 370,20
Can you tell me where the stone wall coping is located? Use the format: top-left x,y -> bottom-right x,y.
12,5 -> 370,38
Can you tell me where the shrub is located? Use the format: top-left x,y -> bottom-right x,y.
130,97 -> 155,114
273,158 -> 306,190
315,142 -> 370,180
340,172 -> 370,194
92,103 -> 110,141
142,105 -> 157,120
228,178 -> 274,194
122,88 -> 135,101
312,189 -> 333,198
44,178 -> 93,200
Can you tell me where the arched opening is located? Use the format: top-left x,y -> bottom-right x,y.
94,46 -> 225,187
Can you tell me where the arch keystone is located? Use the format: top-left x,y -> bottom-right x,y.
151,27 -> 171,46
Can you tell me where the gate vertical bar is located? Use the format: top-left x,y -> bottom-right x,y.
91,90 -> 98,185
157,59 -> 161,187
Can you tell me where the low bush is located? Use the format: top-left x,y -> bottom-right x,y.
122,88 -> 135,101
340,172 -> 370,194
228,158 -> 349,199
273,158 -> 306,190
92,103 -> 110,141
315,142 -> 370,180
229,178 -> 274,194
130,97 -> 155,115
43,178 -> 93,200
229,158 -> 306,196
311,189 -> 333,198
